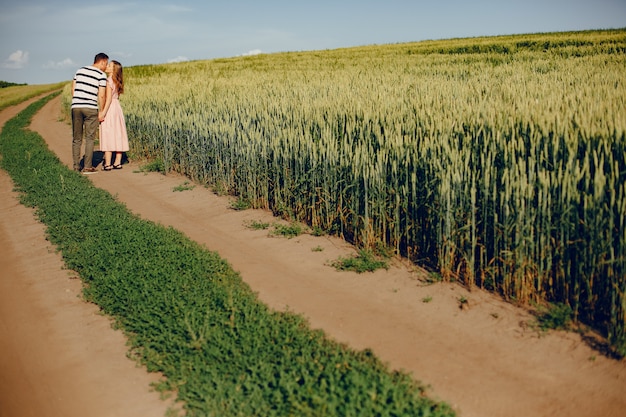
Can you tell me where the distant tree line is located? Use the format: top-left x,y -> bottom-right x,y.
0,81 -> 27,88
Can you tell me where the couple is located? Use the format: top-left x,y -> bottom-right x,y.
71,52 -> 129,173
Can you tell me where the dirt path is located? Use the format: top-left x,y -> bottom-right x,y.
2,95 -> 625,417
0,96 -> 174,417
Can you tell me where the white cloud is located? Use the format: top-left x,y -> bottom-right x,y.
162,4 -> 192,13
111,51 -> 133,60
43,58 -> 76,70
167,56 -> 189,63
2,50 -> 29,69
241,49 -> 263,56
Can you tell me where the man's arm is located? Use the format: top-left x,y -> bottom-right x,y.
98,85 -> 106,110
99,84 -> 112,122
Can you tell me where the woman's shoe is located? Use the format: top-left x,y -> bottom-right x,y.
112,164 -> 123,170
103,165 -> 112,171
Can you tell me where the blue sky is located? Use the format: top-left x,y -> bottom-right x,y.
1,0 -> 624,85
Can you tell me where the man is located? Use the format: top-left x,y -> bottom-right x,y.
71,52 -> 108,173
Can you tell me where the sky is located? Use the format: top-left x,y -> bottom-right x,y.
1,0 -> 625,85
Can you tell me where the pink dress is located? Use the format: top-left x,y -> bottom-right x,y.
99,77 -> 129,152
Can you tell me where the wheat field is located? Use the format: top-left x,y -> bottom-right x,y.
85,29 -> 626,353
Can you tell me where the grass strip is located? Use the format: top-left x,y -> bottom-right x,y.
0,94 -> 454,416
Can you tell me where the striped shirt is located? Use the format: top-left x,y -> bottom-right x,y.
71,65 -> 107,109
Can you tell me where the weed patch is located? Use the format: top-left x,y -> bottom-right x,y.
270,222 -> 303,239
172,181 -> 195,192
536,302 -> 574,331
138,158 -> 165,173
229,197 -> 251,210
331,249 -> 389,273
244,219 -> 270,230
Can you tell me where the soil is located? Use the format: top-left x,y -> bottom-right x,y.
1,94 -> 625,417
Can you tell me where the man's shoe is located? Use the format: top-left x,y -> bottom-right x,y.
82,167 -> 97,174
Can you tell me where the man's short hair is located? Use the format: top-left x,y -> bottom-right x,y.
94,52 -> 109,63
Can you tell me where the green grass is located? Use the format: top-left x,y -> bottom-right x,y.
245,219 -> 270,230
331,249 -> 390,273
536,303 -> 574,332
172,181 -> 195,192
245,220 -> 305,238
270,222 -> 304,239
0,94 -> 454,417
229,197 -> 251,210
138,158 -> 166,173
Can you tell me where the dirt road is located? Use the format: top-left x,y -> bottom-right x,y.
0,96 -> 173,417
1,94 -> 624,417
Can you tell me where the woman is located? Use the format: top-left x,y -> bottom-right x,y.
99,60 -> 129,170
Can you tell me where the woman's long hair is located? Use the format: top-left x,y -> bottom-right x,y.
111,60 -> 124,95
